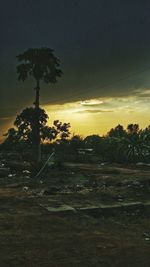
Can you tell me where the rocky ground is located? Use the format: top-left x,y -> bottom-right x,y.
0,161 -> 150,266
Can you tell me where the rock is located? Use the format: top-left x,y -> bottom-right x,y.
22,186 -> 29,192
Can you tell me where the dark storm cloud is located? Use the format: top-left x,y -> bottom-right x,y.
1,0 -> 150,118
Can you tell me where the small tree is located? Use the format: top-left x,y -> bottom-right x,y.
2,128 -> 20,151
107,124 -> 126,138
14,107 -> 70,143
69,135 -> 84,154
3,107 -> 70,163
84,135 -> 101,154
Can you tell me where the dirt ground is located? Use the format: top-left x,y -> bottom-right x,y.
0,163 -> 150,267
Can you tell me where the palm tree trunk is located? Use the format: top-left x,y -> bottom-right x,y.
32,80 -> 41,167
35,80 -> 40,108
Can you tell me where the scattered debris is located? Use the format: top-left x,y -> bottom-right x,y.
144,232 -> 150,238
132,181 -> 141,186
0,163 -> 5,167
43,186 -> 61,195
118,198 -> 123,202
40,204 -> 76,212
136,162 -> 150,167
8,174 -> 16,178
24,176 -> 30,179
37,189 -> 45,196
23,170 -> 31,174
22,186 -> 29,192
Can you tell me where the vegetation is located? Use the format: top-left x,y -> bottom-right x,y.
2,107 -> 70,162
1,122 -> 150,164
16,48 -> 62,165
52,123 -> 150,164
0,48 -> 149,166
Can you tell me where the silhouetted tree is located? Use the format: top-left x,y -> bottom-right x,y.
14,107 -> 48,145
84,134 -> 101,154
3,108 -> 70,163
15,107 -> 70,142
16,47 -> 62,165
127,124 -> 139,135
108,124 -> 126,138
69,135 -> 84,154
2,128 -> 20,151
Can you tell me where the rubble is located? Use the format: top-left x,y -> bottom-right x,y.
22,170 -> 31,174
42,186 -> 62,195
22,186 -> 29,192
8,174 -> 16,178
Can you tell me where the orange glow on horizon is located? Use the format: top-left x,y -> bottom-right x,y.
1,96 -> 150,142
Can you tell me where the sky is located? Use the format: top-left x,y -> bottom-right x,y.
1,0 -> 150,140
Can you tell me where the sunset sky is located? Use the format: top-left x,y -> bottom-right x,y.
1,0 -> 150,140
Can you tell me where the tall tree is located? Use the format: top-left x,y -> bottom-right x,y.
16,48 -> 62,165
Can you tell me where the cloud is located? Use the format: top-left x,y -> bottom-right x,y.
134,89 -> 150,98
80,99 -> 103,106
75,109 -> 113,114
43,95 -> 150,117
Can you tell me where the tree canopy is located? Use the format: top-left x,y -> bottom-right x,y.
3,107 -> 70,149
16,48 -> 62,84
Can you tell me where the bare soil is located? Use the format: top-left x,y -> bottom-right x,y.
0,163 -> 150,267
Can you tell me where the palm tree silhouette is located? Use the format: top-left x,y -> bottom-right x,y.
16,47 -> 62,166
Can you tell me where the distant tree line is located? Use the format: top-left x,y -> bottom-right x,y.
50,123 -> 150,164
1,113 -> 150,164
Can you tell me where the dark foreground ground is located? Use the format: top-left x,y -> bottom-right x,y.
0,162 -> 150,266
